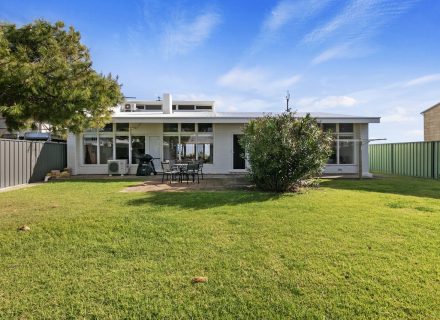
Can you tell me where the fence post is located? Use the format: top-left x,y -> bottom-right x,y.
432,141 -> 435,179
391,144 -> 394,175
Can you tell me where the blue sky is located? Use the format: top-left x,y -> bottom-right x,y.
1,0 -> 439,142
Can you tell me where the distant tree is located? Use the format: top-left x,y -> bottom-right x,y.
240,112 -> 333,192
0,20 -> 123,134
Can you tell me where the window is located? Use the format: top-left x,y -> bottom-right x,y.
327,141 -> 337,164
178,105 -> 195,111
181,135 -> 197,161
196,105 -> 212,110
181,123 -> 195,132
196,135 -> 213,164
339,123 -> 354,133
339,141 -> 355,164
172,105 -> 177,110
131,136 -> 145,164
135,105 -> 145,110
116,123 -> 129,132
84,136 -> 97,164
162,123 -> 214,163
322,123 -> 336,132
198,123 -> 212,132
99,137 -> 113,164
163,136 -> 179,161
144,105 -> 162,111
116,136 -> 129,160
163,123 -> 178,132
324,123 -> 356,165
100,123 -> 113,132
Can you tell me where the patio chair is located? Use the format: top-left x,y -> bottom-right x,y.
197,160 -> 204,180
161,161 -> 179,183
181,162 -> 200,184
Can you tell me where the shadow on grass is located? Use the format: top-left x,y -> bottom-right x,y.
320,175 -> 440,200
49,178 -> 147,184
126,191 -> 280,210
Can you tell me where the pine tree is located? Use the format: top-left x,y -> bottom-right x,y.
0,20 -> 123,134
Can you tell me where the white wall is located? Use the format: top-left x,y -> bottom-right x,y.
67,133 -> 79,175
360,123 -> 372,177
209,123 -> 245,173
68,122 -> 373,176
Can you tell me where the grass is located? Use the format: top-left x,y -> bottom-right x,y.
0,176 -> 439,319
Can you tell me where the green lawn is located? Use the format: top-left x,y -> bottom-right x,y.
1,176 -> 439,319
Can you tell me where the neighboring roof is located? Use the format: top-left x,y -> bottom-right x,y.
111,110 -> 380,124
421,102 -> 440,114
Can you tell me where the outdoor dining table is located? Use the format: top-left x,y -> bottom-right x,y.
172,163 -> 188,182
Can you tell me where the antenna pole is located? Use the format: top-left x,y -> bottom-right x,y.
285,90 -> 291,112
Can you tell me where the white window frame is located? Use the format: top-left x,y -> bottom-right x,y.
325,123 -> 357,166
162,123 -> 214,163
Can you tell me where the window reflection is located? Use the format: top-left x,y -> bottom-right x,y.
84,136 -> 97,164
131,136 -> 145,164
116,136 -> 129,160
181,135 -> 196,161
99,137 -> 113,164
339,141 -> 355,164
327,140 -> 337,164
163,136 -> 179,161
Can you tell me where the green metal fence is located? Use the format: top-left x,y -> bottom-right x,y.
369,141 -> 440,179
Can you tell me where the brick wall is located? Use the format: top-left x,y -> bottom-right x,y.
424,104 -> 440,141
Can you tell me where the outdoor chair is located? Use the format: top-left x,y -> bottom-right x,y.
181,162 -> 200,184
161,161 -> 179,183
197,160 -> 204,180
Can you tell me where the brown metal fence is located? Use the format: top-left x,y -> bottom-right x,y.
0,139 -> 67,189
369,141 -> 440,179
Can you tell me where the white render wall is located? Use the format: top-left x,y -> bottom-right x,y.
67,122 -> 372,176
360,123 -> 371,177
211,123 -> 246,173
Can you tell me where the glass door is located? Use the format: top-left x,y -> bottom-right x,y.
233,134 -> 245,169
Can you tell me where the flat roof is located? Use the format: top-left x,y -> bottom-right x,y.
125,100 -> 215,105
111,111 -> 380,124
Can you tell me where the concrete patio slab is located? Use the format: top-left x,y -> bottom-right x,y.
122,175 -> 252,192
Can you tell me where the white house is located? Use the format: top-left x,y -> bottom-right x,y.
67,93 -> 380,177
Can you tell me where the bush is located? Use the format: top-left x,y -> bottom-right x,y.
240,112 -> 333,192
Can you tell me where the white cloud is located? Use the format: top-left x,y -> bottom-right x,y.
408,129 -> 423,137
263,0 -> 297,32
311,42 -> 376,64
311,43 -> 352,64
161,10 -> 221,56
252,0 -> 333,52
402,74 -> 440,87
381,106 -> 415,123
263,0 -> 301,32
263,0 -> 333,33
297,95 -> 358,110
217,67 -> 301,96
304,0 -> 415,44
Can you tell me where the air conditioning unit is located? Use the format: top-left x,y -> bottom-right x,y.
123,103 -> 135,112
108,160 -> 128,176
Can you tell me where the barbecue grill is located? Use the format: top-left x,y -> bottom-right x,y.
136,154 -> 158,176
